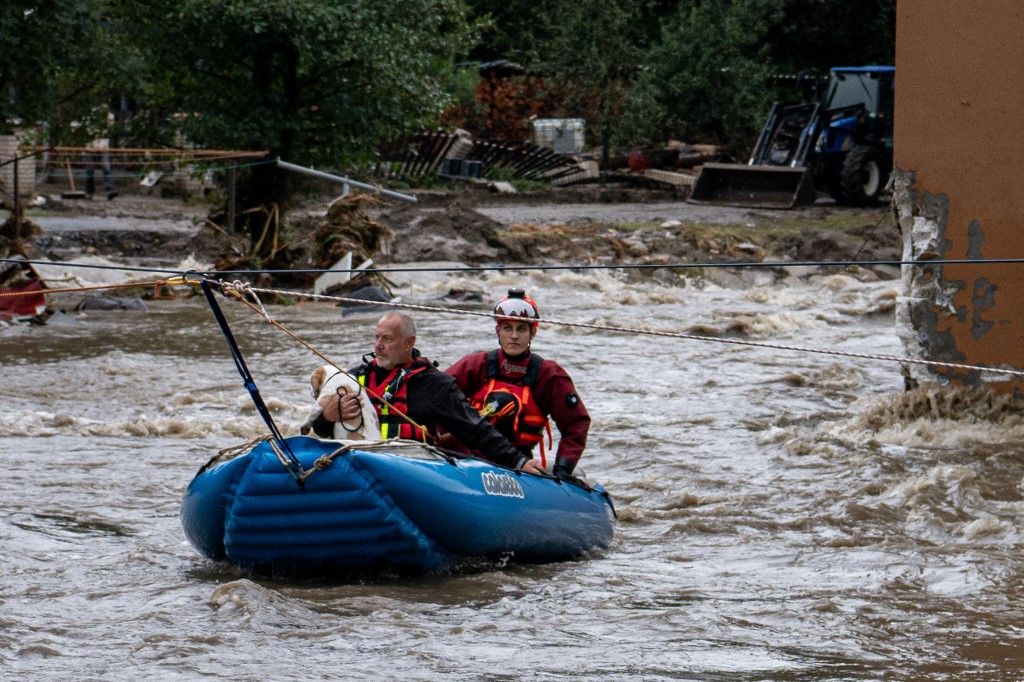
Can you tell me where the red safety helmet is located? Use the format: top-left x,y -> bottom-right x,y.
494,288 -> 540,331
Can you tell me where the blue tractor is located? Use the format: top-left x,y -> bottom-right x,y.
690,66 -> 895,208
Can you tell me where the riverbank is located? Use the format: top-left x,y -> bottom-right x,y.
6,183 -> 900,284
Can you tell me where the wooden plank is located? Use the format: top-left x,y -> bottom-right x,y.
640,168 -> 695,187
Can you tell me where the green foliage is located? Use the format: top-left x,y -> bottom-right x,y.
618,0 -> 781,150
482,166 -> 546,191
465,0 -> 547,64
466,0 -> 676,64
535,0 -> 647,161
0,2 -> 116,135
761,0 -> 895,72
439,63 -> 487,120
118,0 -> 480,166
1,0 -> 895,182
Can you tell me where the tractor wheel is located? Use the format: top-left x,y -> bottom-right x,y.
822,163 -> 846,204
826,178 -> 846,204
839,145 -> 883,206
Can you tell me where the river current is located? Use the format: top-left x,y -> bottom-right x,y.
2,262 -> 1023,680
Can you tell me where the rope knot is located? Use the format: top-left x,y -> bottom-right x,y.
222,279 -> 269,317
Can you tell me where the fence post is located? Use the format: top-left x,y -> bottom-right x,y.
227,166 -> 237,232
11,147 -> 20,227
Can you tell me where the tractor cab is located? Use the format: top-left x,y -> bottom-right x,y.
818,66 -> 895,157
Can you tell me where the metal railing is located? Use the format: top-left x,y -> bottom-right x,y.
276,158 -> 417,203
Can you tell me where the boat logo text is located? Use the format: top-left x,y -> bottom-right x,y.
481,471 -> 525,499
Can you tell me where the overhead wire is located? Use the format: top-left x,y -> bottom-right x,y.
5,256 -> 1024,277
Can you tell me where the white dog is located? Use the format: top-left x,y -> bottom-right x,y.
300,364 -> 380,441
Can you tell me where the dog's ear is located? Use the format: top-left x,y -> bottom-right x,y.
310,366 -> 327,395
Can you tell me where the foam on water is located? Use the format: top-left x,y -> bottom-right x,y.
829,385 -> 1024,448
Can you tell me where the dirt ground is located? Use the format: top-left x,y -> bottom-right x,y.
372,185 -> 901,280
9,183 -> 901,281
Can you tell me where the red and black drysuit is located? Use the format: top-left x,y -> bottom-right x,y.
312,353 -> 529,470
446,349 -> 590,476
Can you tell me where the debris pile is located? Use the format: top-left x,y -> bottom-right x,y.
0,215 -> 41,258
312,194 -> 391,268
605,142 -> 726,192
380,199 -> 525,263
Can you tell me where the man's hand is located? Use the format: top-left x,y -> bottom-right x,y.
318,390 -> 361,423
519,459 -> 545,475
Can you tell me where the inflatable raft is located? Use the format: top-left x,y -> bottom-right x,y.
181,435 -> 615,572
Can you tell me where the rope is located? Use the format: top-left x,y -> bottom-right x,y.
245,283 -> 1024,380
297,443 -> 358,483
0,278 -> 171,299
4,263 -> 1022,379
215,279 -> 431,438
196,434 -> 273,474
3,264 -> 1020,379
0,259 -> 185,276
267,438 -> 299,475
208,257 -> 1024,275
216,434 -> 273,459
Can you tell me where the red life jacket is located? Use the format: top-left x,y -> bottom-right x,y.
356,359 -> 431,442
469,350 -> 551,467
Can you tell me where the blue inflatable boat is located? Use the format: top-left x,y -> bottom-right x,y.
181,435 -> 615,572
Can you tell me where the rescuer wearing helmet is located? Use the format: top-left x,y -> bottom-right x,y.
446,289 -> 590,478
312,311 -> 542,474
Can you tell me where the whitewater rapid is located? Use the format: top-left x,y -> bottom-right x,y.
3,264 -> 1022,679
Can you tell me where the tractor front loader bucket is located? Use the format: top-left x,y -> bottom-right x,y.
688,163 -> 818,209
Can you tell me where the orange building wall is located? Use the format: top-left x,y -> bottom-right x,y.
894,3 -> 1024,385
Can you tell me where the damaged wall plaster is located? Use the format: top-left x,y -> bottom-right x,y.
893,3 -> 1024,388
894,169 -> 1012,387
893,170 -> 971,385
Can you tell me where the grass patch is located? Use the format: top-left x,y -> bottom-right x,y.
768,209 -> 894,234
556,207 -> 894,240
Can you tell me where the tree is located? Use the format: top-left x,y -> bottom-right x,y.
536,0 -> 648,167
761,0 -> 895,73
0,2 -> 116,137
619,0 -> 895,151
465,0 -> 549,64
106,0 -> 480,247
618,0 -> 782,150
120,0 -> 477,168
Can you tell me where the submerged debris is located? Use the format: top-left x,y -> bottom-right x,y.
74,295 -> 149,312
0,257 -> 48,322
861,385 -> 1024,427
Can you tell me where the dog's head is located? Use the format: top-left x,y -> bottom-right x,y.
310,365 -> 328,398
311,365 -> 357,400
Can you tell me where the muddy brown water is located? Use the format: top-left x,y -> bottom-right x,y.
2,265 -> 1023,679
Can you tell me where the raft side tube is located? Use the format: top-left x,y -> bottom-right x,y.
221,439 -> 450,571
180,451 -> 254,561
354,451 -> 615,560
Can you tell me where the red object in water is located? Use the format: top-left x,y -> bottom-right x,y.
627,151 -> 651,172
0,278 -> 46,320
